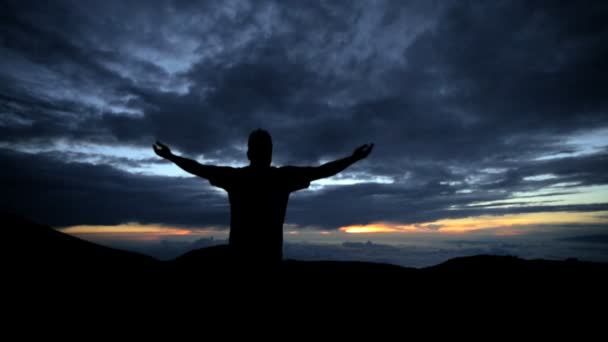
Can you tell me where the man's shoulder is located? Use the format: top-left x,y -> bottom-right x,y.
231,166 -> 312,178
277,165 -> 313,171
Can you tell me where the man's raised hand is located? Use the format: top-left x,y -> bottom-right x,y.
352,143 -> 374,161
153,141 -> 173,159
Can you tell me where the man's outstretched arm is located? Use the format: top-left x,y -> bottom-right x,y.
308,143 -> 374,180
153,141 -> 227,179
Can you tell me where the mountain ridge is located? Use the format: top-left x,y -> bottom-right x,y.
5,212 -> 607,304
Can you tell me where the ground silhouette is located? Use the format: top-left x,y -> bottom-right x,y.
153,129 -> 374,264
7,213 -> 605,332
6,213 -> 607,302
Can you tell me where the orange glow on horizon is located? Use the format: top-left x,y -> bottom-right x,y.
339,223 -> 404,234
63,224 -> 191,235
59,223 -> 225,241
59,211 -> 608,240
339,211 -> 608,235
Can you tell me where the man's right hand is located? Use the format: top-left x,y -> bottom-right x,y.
352,143 -> 374,161
153,141 -> 173,160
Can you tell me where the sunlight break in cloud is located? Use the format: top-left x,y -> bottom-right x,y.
340,211 -> 608,234
60,223 -> 224,241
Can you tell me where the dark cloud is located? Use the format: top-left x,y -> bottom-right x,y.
2,146 -> 606,231
1,1 -> 608,234
226,238 -> 597,266
96,236 -> 608,267
0,148 -> 230,227
559,235 -> 608,244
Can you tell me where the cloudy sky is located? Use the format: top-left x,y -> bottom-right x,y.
2,0 -> 607,266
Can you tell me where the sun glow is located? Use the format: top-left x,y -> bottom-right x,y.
60,223 -> 223,241
339,223 -> 411,234
339,211 -> 608,234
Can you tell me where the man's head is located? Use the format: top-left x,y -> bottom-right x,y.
247,129 -> 272,166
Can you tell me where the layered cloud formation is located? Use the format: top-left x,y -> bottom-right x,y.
2,1 -> 607,261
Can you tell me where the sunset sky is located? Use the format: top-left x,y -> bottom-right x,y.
2,0 -> 607,266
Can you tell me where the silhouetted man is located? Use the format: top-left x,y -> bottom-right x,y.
153,129 -> 373,264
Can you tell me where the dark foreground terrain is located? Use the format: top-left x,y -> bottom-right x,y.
5,213 -> 607,314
